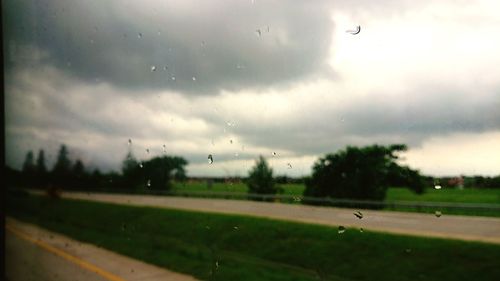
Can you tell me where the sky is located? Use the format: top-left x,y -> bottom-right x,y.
4,0 -> 500,177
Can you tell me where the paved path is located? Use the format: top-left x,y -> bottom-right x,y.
52,191 -> 500,244
5,217 -> 199,281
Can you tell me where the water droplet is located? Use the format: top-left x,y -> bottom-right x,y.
157,30 -> 161,35
340,117 -> 345,122
171,76 -> 176,81
90,39 -> 95,44
405,248 -> 412,253
435,211 -> 442,217
205,225 -> 210,229
215,261 -> 219,269
255,29 -> 262,37
151,65 -> 156,72
138,33 -> 143,39
359,228 -> 364,233
230,139 -> 233,144
233,226 -> 239,230
139,162 -> 143,168
293,196 -> 301,202
353,211 -> 363,219
128,139 -> 132,146
346,25 -> 361,35
234,152 -> 239,157
208,154 -> 214,164
287,163 -> 292,169
272,152 -> 277,156
341,172 -> 347,178
192,76 -> 196,81
163,66 -> 168,71
338,226 -> 346,234
162,144 -> 166,153
147,180 -> 151,187
146,148 -> 150,154
434,185 -> 442,190
121,223 -> 126,231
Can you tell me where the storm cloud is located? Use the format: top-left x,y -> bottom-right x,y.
4,0 -> 500,176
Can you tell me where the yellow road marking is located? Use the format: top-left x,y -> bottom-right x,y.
6,224 -> 127,281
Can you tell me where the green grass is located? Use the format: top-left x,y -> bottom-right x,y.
175,182 -> 500,204
6,193 -> 500,281
173,182 -> 500,216
386,187 -> 500,204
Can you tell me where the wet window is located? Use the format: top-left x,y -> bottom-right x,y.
4,1 -> 500,281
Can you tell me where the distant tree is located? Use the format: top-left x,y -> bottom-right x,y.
22,150 -> 36,175
35,150 -> 49,187
246,156 -> 277,200
142,155 -> 188,190
21,150 -> 36,186
36,150 -> 47,174
385,163 -> 425,194
120,151 -> 141,189
52,145 -> 72,187
304,144 -> 411,202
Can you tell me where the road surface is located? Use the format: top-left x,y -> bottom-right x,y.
50,191 -> 500,244
5,217 -> 198,281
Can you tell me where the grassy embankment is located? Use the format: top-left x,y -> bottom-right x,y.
7,192 -> 500,281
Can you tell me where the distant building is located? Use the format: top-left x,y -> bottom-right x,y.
448,176 -> 464,189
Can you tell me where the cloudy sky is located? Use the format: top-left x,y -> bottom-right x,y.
4,0 -> 500,177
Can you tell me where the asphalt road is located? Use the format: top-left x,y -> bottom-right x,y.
5,217 -> 198,281
55,191 -> 500,244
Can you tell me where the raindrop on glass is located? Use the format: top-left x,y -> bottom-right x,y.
293,196 -> 301,202
255,29 -> 262,37
272,152 -> 277,156
138,33 -> 143,39
233,226 -> 239,230
139,162 -> 143,168
146,148 -> 150,154
234,152 -> 239,157
287,163 -> 292,169
434,185 -> 442,190
147,180 -> 151,187
171,76 -> 176,81
208,154 -> 214,164
353,211 -> 363,219
151,65 -> 156,72
128,139 -> 132,146
359,228 -> 364,233
435,211 -> 442,217
230,139 -> 233,144
338,226 -> 346,234
192,76 -> 196,81
162,144 -> 166,153
215,261 -> 219,270
163,66 -> 168,71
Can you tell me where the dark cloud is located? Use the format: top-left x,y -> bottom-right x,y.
4,0 -> 333,94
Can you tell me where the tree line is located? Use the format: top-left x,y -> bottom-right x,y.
6,144 -> 187,191
7,143 -> 499,202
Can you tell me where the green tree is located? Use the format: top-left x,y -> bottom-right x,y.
120,151 -> 141,189
22,150 -> 36,186
52,144 -> 72,187
22,150 -> 36,174
304,144 -> 410,202
36,150 -> 49,187
246,156 -> 277,199
142,155 -> 188,190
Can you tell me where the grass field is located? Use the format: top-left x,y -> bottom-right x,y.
171,183 -> 500,217
174,182 -> 500,204
6,193 -> 500,281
